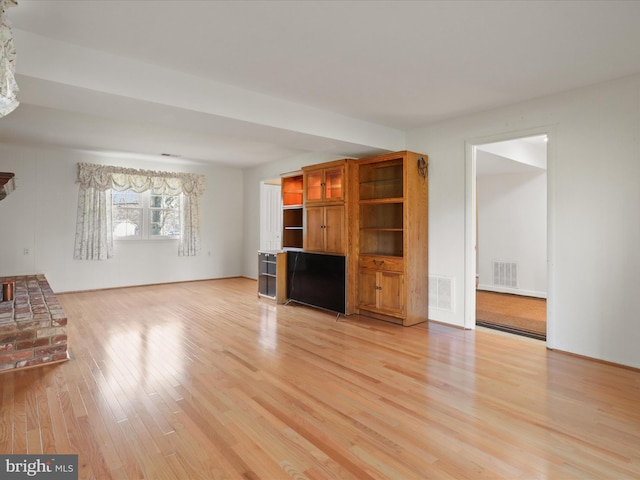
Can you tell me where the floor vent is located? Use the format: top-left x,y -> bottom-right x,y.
429,275 -> 453,312
493,261 -> 518,288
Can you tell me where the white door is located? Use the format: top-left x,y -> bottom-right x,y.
260,182 -> 282,251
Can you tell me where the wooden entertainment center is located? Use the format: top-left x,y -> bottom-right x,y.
261,150 -> 428,326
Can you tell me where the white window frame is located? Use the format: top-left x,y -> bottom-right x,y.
111,189 -> 181,241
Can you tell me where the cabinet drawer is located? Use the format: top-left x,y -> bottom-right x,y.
359,255 -> 403,272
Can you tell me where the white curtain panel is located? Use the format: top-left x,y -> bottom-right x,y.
74,183 -> 113,260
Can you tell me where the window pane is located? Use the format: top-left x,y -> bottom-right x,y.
149,194 -> 180,237
113,208 -> 141,237
150,194 -> 162,208
112,189 -> 142,237
163,195 -> 179,208
113,190 -> 140,206
150,194 -> 180,208
151,209 -> 162,223
150,209 -> 180,237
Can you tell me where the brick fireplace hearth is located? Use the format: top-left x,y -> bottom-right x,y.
0,275 -> 69,371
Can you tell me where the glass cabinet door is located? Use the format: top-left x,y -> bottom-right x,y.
305,165 -> 344,203
324,167 -> 344,201
305,170 -> 323,202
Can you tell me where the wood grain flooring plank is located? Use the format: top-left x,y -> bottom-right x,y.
0,370 -> 15,452
11,372 -> 28,453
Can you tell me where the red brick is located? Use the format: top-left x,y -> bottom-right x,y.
0,331 -> 35,344
0,324 -> 17,334
37,327 -> 65,338
34,344 -> 67,358
52,316 -> 68,327
16,357 -> 49,368
16,338 -> 49,350
16,319 -> 51,330
52,335 -> 67,345
0,350 -> 33,363
52,353 -> 69,362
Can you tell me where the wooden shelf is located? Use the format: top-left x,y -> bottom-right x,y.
355,151 -> 428,326
0,172 -> 16,201
358,197 -> 403,205
282,174 -> 304,207
283,205 -> 303,251
0,172 -> 15,185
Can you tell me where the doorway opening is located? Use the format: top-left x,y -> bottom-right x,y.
468,133 -> 549,340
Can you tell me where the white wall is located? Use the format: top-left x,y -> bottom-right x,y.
0,144 -> 244,292
407,73 -> 640,368
477,171 -> 547,297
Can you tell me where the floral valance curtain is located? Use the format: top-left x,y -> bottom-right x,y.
74,162 -> 205,260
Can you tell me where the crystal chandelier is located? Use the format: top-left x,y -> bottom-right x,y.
0,0 -> 18,118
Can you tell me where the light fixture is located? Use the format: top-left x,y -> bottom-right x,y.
0,0 -> 19,118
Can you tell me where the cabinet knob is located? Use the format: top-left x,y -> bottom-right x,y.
373,259 -> 385,266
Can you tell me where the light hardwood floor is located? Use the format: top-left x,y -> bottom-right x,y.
1,277 -> 639,479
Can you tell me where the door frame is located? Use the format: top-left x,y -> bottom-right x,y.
464,126 -> 556,346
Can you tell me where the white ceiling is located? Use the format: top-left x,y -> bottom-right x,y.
477,135 -> 547,176
3,0 -> 640,167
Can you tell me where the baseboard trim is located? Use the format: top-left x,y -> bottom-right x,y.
56,276 -> 246,295
477,285 -> 547,299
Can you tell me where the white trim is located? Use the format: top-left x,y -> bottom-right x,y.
477,285 -> 547,299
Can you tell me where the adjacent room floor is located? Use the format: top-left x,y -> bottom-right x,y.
476,290 -> 547,340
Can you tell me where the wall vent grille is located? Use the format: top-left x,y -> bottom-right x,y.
429,275 -> 453,312
493,261 -> 518,288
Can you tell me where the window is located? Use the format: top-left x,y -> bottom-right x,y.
150,193 -> 180,237
75,162 -> 204,259
112,189 -> 180,239
112,190 -> 142,237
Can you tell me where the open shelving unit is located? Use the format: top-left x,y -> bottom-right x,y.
281,173 -> 304,249
358,159 -> 405,257
355,152 -> 428,326
258,251 -> 287,303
